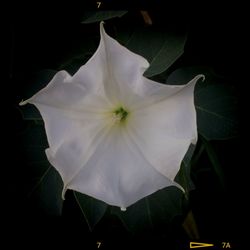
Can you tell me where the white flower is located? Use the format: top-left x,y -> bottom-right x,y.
20,22 -> 204,210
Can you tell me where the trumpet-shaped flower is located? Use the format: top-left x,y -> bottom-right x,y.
20,22 -> 204,210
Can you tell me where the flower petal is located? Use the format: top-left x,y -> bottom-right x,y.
21,70 -> 112,111
127,75 -> 203,180
72,22 -> 150,104
19,22 -> 204,208
39,101 -> 111,185
128,75 -> 204,109
66,125 -> 179,208
45,119 -> 111,194
20,72 -> 115,189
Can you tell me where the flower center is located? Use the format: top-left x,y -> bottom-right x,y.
112,106 -> 129,123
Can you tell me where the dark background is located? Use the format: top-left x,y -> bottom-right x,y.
7,3 -> 244,249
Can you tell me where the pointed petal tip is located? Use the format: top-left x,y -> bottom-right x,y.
62,186 -> 67,200
19,99 -> 28,106
120,207 -> 127,212
197,74 -> 205,82
99,21 -> 105,38
187,74 -> 205,88
173,181 -> 185,193
100,21 -> 105,30
179,185 -> 185,193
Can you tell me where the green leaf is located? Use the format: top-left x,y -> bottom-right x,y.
195,83 -> 238,140
27,165 -> 64,215
58,54 -> 93,75
167,67 -> 239,140
175,144 -> 196,193
57,36 -> 99,74
19,105 -> 42,121
201,136 -> 225,189
82,11 -> 128,23
74,191 -> 108,231
111,186 -> 187,233
115,25 -> 134,46
126,27 -> 187,77
20,123 -> 63,215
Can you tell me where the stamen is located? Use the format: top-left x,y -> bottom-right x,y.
112,106 -> 129,123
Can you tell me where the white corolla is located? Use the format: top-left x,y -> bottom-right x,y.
20,22 -> 204,210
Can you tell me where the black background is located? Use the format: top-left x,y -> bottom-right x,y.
7,2 -> 245,249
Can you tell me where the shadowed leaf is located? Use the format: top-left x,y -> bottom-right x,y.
175,144 -> 196,193
201,136 -> 225,189
126,27 -> 187,77
111,186 -> 187,233
167,67 -> 239,140
74,191 -> 108,231
20,123 -> 63,215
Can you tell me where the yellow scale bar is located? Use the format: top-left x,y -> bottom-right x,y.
190,242 -> 214,248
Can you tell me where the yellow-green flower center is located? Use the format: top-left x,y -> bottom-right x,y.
112,106 -> 129,123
